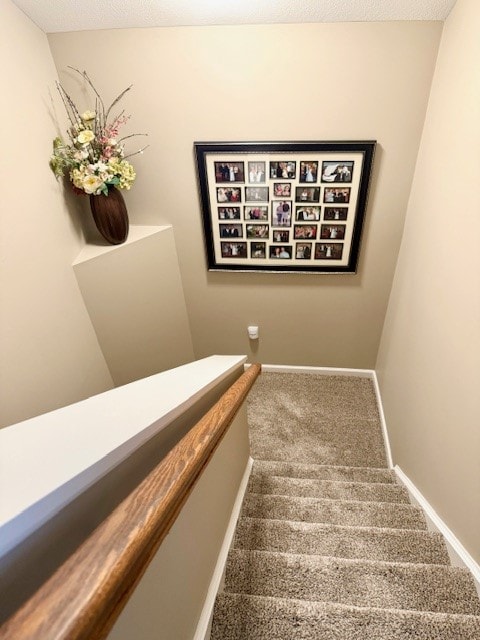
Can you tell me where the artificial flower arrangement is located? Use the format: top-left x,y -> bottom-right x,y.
49,68 -> 148,196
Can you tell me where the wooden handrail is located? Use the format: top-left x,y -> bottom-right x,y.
0,363 -> 261,640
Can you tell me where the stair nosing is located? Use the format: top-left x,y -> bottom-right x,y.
253,459 -> 393,473
226,547 -> 468,573
215,591 -> 480,622
249,476 -> 406,490
235,514 -> 447,537
245,491 -> 424,511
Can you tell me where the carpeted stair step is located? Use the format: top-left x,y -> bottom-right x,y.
248,475 -> 410,503
242,493 -> 427,530
248,373 -> 388,468
233,517 -> 451,565
252,459 -> 395,484
224,549 -> 480,615
211,592 -> 480,640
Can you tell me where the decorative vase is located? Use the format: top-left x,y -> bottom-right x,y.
89,187 -> 129,245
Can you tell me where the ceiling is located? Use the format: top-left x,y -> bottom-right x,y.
13,0 -> 457,34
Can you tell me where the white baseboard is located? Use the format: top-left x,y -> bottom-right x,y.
247,363 -> 373,378
395,465 -> 480,595
371,371 -> 393,469
193,456 -> 253,640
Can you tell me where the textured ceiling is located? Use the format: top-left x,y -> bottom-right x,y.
13,0 -> 457,33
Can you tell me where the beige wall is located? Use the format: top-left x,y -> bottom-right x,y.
376,0 -> 480,562
48,21 -> 442,368
0,0 -> 114,429
73,227 -> 195,386
109,404 -> 250,640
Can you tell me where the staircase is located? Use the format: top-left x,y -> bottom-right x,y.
211,459 -> 480,638
210,373 -> 480,638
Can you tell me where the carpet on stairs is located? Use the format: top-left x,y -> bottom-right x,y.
209,372 -> 480,639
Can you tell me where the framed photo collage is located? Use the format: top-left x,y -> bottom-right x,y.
194,141 -> 376,273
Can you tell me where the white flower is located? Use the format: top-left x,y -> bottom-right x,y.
107,138 -> 117,146
82,174 -> 104,194
92,161 -> 108,173
81,110 -> 96,122
77,129 -> 95,145
73,149 -> 89,161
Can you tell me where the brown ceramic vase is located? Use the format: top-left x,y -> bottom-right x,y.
89,187 -> 129,245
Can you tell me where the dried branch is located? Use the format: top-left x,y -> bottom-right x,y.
68,66 -> 106,128
124,144 -> 150,160
105,86 -> 133,123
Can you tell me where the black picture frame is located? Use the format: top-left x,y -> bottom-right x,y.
194,140 -> 376,273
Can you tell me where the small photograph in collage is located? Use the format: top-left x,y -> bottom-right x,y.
295,187 -> 320,203
323,188 -> 350,204
295,243 -> 312,260
296,206 -> 321,221
321,161 -> 354,183
272,201 -> 292,227
315,243 -> 344,260
270,161 -> 296,179
218,206 -> 241,220
324,207 -> 348,221
272,230 -> 290,243
299,161 -> 318,183
294,225 -> 317,240
220,224 -> 242,238
320,225 -> 346,240
245,186 -> 269,202
221,242 -> 247,258
273,182 -> 292,197
214,162 -> 245,183
269,245 -> 292,259
250,242 -> 266,258
246,224 -> 269,239
248,161 -> 266,183
217,187 -> 241,203
244,205 -> 269,220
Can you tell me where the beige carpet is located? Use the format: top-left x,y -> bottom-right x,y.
247,373 -> 387,467
210,372 -> 480,639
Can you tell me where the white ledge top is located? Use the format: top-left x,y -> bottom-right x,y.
73,224 -> 172,264
0,355 -> 246,559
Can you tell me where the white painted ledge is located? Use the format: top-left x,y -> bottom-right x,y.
72,224 -> 170,264
0,355 -> 246,560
